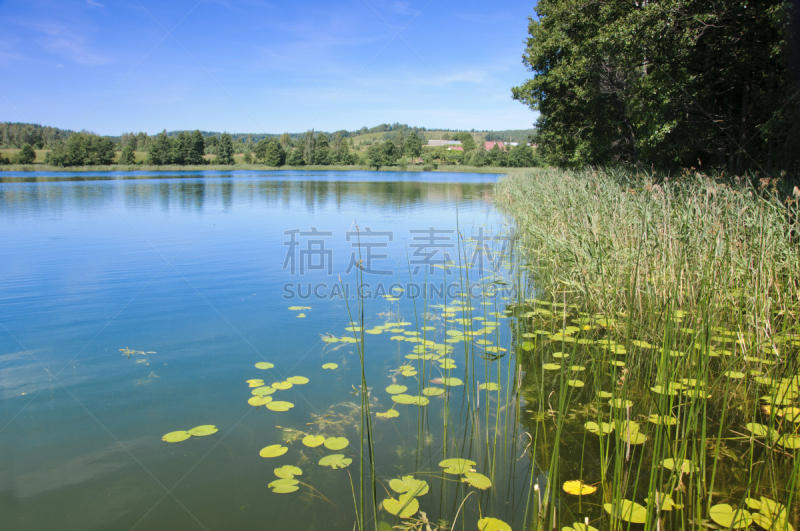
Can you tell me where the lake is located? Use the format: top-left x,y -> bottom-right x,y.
0,170 -> 534,531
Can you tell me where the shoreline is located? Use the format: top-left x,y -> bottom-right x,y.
0,163 -> 517,174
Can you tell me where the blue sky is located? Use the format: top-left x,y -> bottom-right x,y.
0,0 -> 539,136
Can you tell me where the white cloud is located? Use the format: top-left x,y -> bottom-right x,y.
15,19 -> 110,66
86,0 -> 105,7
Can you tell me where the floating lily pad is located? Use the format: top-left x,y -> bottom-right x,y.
478,382 -> 500,391
568,380 -> 584,388
324,437 -> 349,450
272,381 -> 293,390
709,504 -> 752,529
272,484 -> 299,494
778,435 -> 800,449
422,387 -> 445,396
266,401 -> 295,412
543,363 -> 561,371
745,423 -> 778,439
302,435 -> 325,447
252,386 -> 277,396
597,391 -> 613,398
463,472 -> 492,490
383,493 -> 419,518
604,500 -> 647,523
646,491 -> 680,511
248,396 -> 273,406
255,362 -> 275,370
724,371 -> 746,379
247,379 -> 265,388
268,478 -> 299,488
608,398 -> 633,408
386,385 -> 408,394
552,352 -> 569,359
288,306 -> 310,311
187,425 -> 218,437
477,517 -> 511,531
401,369 -> 418,377
389,475 -> 429,496
585,421 -> 614,435
439,458 -> 476,474
661,458 -> 696,473
287,376 -> 309,385
259,444 -> 288,458
563,523 -> 599,531
648,414 -> 678,426
563,480 -> 597,495
319,454 -> 352,469
322,363 -> 338,369
340,337 -> 357,343
376,409 -> 400,418
274,465 -> 302,478
442,377 -> 463,386
162,431 -> 191,443
392,394 -> 429,406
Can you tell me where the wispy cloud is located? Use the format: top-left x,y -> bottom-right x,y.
15,19 -> 110,66
86,0 -> 105,8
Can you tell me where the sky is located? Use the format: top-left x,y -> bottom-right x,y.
0,0 -> 540,136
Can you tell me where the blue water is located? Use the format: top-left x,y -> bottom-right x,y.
0,171 -> 530,530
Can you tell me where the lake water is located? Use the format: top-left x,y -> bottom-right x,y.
0,171 -> 535,530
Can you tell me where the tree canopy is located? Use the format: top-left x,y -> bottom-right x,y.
513,0 -> 800,174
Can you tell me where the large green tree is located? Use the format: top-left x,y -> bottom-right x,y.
512,0 -> 799,174
217,133 -> 235,164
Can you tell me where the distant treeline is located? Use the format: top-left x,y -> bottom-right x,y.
0,122 -> 541,168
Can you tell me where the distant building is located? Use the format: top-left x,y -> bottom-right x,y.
507,142 -> 519,147
483,141 -> 506,151
447,146 -> 464,151
427,140 -> 462,147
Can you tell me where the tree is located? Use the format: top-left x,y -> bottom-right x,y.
263,141 -> 286,166
147,132 -> 171,165
507,144 -> 536,167
405,131 -> 423,159
187,130 -> 205,165
512,0 -> 800,174
217,133 -> 234,164
455,132 -> 476,151
120,143 -> 136,165
287,147 -> 305,165
14,144 -> 36,164
313,133 -> 330,165
279,133 -> 292,148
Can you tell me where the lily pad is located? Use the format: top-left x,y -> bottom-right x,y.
442,377 -> 463,386
422,387 -> 445,396
608,398 -> 633,408
259,444 -> 288,458
162,431 -> 191,443
386,385 -> 408,394
286,376 -> 309,385
376,409 -> 400,418
661,458 -> 696,473
323,437 -> 349,450
389,475 -> 429,496
439,458 -> 476,474
255,362 -> 275,370
383,493 -> 419,518
268,478 -> 299,488
585,421 -> 614,435
604,500 -> 647,524
477,517 -> 511,531
461,471 -> 492,490
322,363 -> 338,369
319,454 -> 352,469
302,435 -> 325,447
266,401 -> 295,412
248,396 -> 273,406
478,382 -> 500,391
272,381 -> 293,390
392,394 -> 429,406
543,363 -> 561,371
724,371 -> 746,379
274,465 -> 302,478
563,480 -> 597,495
247,379 -> 265,388
188,425 -> 218,437
252,386 -> 277,396
568,380 -> 584,388
271,484 -> 299,493
709,504 -> 752,529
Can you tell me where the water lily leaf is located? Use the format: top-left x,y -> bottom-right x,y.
386,385 -> 408,394
266,401 -> 294,412
252,386 -> 277,396
478,382 -> 500,391
442,377 -> 463,386
568,380 -> 584,388
271,484 -> 299,493
543,363 -> 561,371
274,465 -> 302,478
778,407 -> 800,422
383,493 -> 419,518
302,435 -> 325,447
597,391 -> 613,398
255,362 -> 274,370
585,421 -> 614,435
376,409 -> 400,418
319,454 -> 352,469
778,435 -> 800,449
248,396 -> 273,406
247,379 -> 265,388
272,381 -> 293,390
322,336 -> 339,343
460,471 -> 492,490
604,500 -> 647,524
744,498 -> 761,511
570,365 -> 585,372
477,517 -> 512,531
552,352 -> 569,359
646,491 -> 680,511
422,387 -> 445,396
709,504 -> 752,528
564,523 -> 599,531
259,444 -> 288,458
563,480 -> 597,495
608,398 -> 633,408
322,363 -> 338,369
401,369 -> 417,377
324,437 -> 349,450
439,458 -> 475,474
724,371 -> 745,379
439,359 -> 456,369
188,425 -> 218,437
661,458 -> 696,473
745,423 -> 778,439
288,306 -> 310,311
389,475 -> 429,496
268,478 -> 299,488
162,431 -> 191,443
286,376 -> 309,385
648,414 -> 678,426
